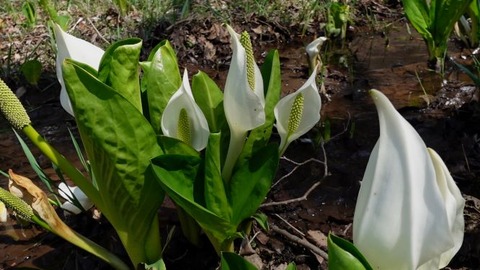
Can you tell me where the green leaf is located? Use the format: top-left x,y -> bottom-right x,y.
229,144 -> 279,225
98,38 -> 143,111
239,50 -> 281,161
221,252 -> 258,270
62,59 -> 164,266
286,262 -> 297,270
191,71 -> 226,133
112,0 -> 128,15
151,154 -> 236,252
402,0 -> 431,40
141,40 -> 181,135
13,129 -> 58,200
157,135 -> 196,156
56,15 -> 71,30
22,1 -> 36,27
430,0 -> 472,54
327,233 -> 372,270
204,132 -> 231,220
251,212 -> 269,231
20,59 -> 42,85
452,60 -> 480,86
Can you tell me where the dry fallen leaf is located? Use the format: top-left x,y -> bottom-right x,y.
9,169 -> 69,231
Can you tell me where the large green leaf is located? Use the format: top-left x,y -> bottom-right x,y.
141,40 -> 181,135
229,144 -> 279,225
430,0 -> 472,51
191,71 -> 230,167
150,155 -> 236,251
239,50 -> 281,162
191,71 -> 226,133
62,59 -> 164,266
328,233 -> 372,270
402,0 -> 432,40
204,133 -> 231,220
98,38 -> 143,111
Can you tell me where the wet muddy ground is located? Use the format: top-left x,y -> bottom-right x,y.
2,8 -> 480,270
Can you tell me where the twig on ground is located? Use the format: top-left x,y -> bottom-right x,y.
271,224 -> 328,260
274,213 -> 305,237
86,17 -> 110,44
261,142 -> 328,208
272,157 -> 324,188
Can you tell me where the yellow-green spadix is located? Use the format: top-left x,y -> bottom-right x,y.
161,69 -> 209,151
274,66 -> 321,155
222,25 -> 265,181
353,89 -> 464,270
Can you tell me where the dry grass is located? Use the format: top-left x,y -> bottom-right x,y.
0,0 -> 330,86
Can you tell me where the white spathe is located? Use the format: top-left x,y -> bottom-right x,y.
161,69 -> 210,151
222,25 -> 266,181
274,66 -> 321,155
54,24 -> 104,116
224,25 -> 265,133
306,36 -> 327,72
59,182 -> 94,215
353,89 -> 465,270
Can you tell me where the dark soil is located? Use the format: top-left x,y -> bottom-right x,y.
1,1 -> 480,269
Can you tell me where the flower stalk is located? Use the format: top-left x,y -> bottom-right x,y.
0,79 -> 101,211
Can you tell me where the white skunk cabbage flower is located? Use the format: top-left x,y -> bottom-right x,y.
222,25 -> 265,181
58,182 -> 94,215
274,66 -> 321,155
161,69 -> 209,151
54,24 -> 104,116
0,202 -> 7,222
306,36 -> 327,74
353,89 -> 465,270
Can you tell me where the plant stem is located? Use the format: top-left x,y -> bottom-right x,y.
222,129 -> 247,182
52,217 -> 130,270
21,125 -> 102,209
176,206 -> 201,247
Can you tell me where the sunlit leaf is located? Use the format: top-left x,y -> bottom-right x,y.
62,59 -> 164,265
229,144 -> 278,225
141,40 -> 181,135
98,38 -> 143,111
328,233 -> 372,270
221,252 -> 258,270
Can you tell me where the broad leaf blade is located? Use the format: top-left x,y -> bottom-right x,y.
98,38 -> 143,111
141,41 -> 181,135
204,132 -> 231,220
192,71 -> 226,133
229,144 -> 279,225
151,155 -> 236,248
431,0 -> 471,50
62,59 -> 164,265
402,0 -> 432,40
